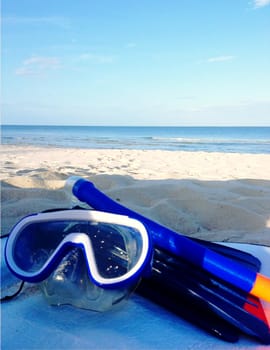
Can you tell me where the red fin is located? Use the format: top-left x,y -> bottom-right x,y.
244,294 -> 270,329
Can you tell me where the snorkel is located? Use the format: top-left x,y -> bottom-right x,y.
67,176 -> 270,303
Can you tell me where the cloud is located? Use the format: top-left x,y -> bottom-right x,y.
77,53 -> 115,64
253,0 -> 270,8
125,42 -> 137,48
15,56 -> 61,76
2,16 -> 70,28
207,55 -> 235,63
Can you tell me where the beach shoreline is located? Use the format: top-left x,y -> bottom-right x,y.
1,144 -> 270,245
2,144 -> 270,181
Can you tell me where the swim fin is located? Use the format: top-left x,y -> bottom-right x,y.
137,241 -> 270,344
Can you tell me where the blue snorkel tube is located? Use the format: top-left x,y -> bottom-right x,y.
67,177 -> 270,303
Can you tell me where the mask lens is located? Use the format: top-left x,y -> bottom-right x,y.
12,220 -> 144,280
87,222 -> 143,279
13,221 -> 66,272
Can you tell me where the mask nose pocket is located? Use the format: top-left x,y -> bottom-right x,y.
40,247 -> 133,312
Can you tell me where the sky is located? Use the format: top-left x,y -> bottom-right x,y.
2,0 -> 270,126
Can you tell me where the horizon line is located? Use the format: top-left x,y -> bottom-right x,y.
2,123 -> 270,128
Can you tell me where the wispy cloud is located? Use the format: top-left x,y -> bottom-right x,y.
15,56 -> 61,76
125,42 -> 137,48
253,0 -> 270,8
207,55 -> 235,63
2,16 -> 70,28
77,53 -> 115,64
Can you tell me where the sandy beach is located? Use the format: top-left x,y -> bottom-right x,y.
1,144 -> 270,246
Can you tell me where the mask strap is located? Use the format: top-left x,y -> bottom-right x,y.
1,232 -> 25,302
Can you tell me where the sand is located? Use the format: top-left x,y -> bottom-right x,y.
1,144 -> 270,349
1,144 -> 270,245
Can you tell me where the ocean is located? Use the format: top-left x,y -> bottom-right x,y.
2,125 -> 270,154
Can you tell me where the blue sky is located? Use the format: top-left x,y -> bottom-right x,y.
2,0 -> 270,126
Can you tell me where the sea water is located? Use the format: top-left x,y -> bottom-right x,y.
2,125 -> 270,154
